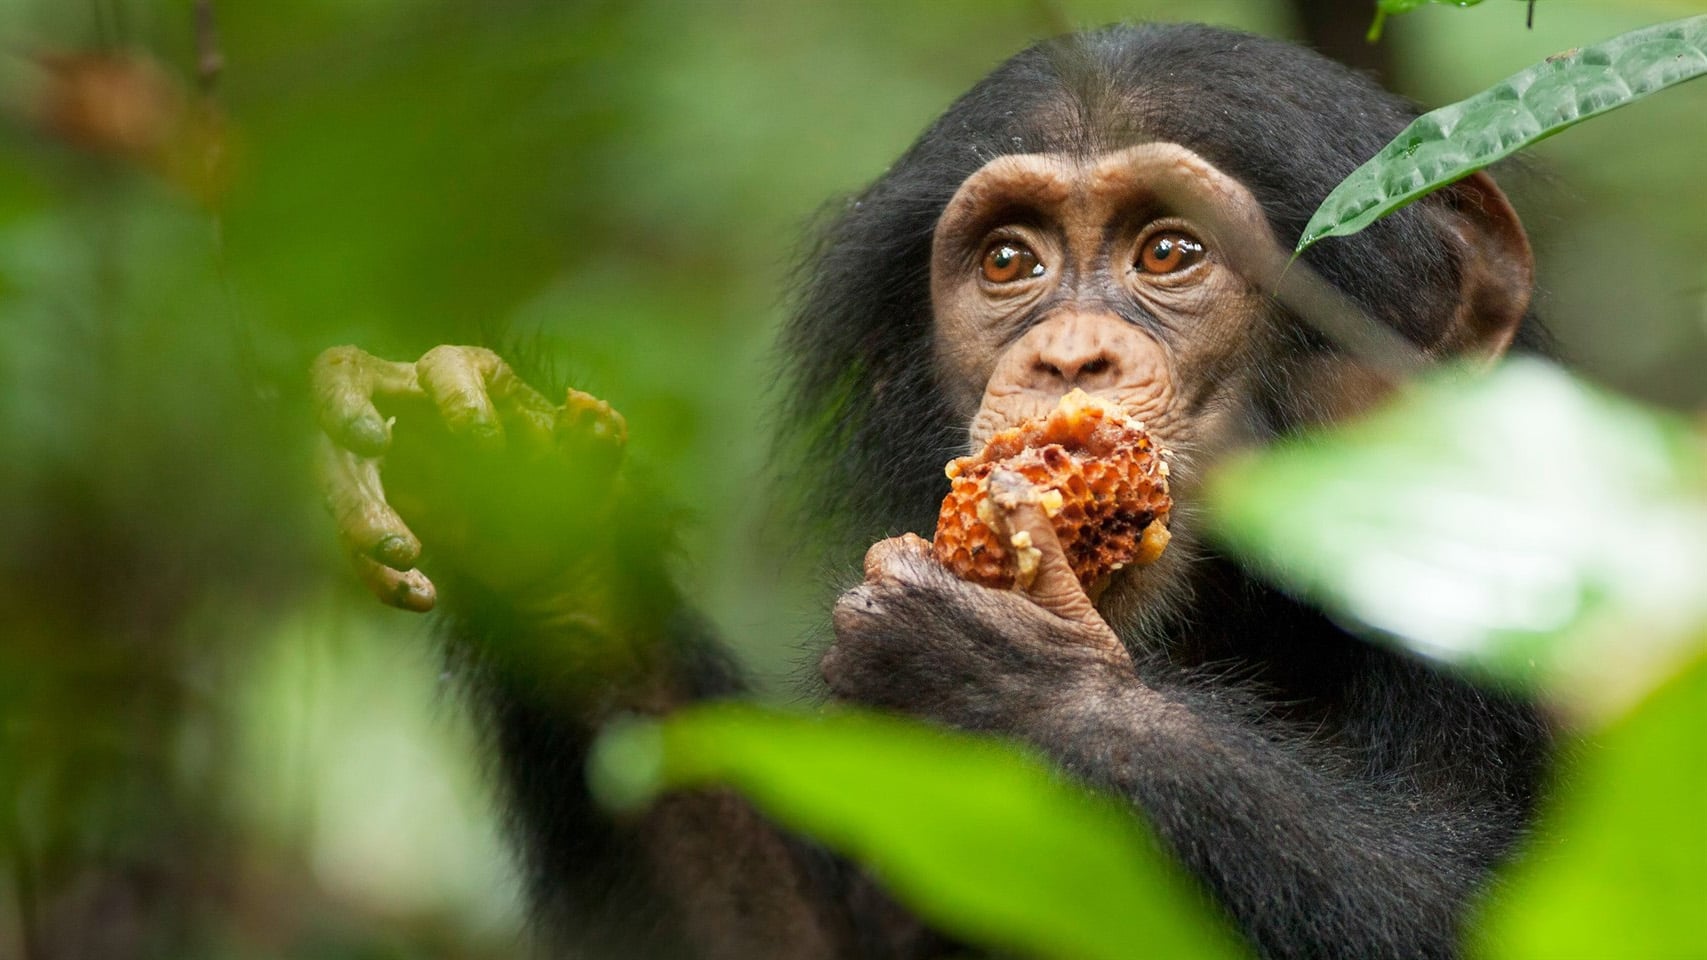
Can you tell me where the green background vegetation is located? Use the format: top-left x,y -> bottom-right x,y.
0,1 -> 1703,957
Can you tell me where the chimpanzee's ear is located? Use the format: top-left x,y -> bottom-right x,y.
1428,171 -> 1534,360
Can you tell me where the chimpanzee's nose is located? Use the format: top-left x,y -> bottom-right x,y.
1020,312 -> 1124,392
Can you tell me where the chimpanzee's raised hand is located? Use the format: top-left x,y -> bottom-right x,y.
311,345 -> 627,613
822,475 -> 1138,726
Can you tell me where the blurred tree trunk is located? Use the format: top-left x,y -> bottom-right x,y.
1293,0 -> 1396,85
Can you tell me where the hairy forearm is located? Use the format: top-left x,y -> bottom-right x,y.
423,467 -> 714,712
1002,662 -> 1522,960
444,565 -> 721,719
824,550 -> 1532,960
452,594 -> 872,960
312,346 -> 880,957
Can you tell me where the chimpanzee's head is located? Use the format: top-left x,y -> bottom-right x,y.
781,23 -> 1539,626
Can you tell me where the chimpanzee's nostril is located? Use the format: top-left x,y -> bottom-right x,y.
1080,357 -> 1111,377
1035,361 -> 1063,380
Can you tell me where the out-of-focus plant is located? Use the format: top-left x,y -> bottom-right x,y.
592,706 -> 1242,960
1208,360 -> 1707,955
1472,652 -> 1707,959
1209,360 -> 1707,722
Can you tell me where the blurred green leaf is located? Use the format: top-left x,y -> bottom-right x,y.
1206,359 -> 1707,720
589,703 -> 1244,960
1470,649 -> 1707,959
1299,15 -> 1707,252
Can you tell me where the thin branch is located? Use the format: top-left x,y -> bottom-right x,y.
194,0 -> 223,95
4,799 -> 41,960
187,0 -> 258,395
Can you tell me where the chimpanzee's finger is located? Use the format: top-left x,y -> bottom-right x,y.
559,388 -> 627,443
315,436 -> 422,570
554,388 -> 628,477
863,532 -> 934,582
350,551 -> 436,612
311,346 -> 420,457
485,364 -> 559,456
986,470 -> 1102,628
417,345 -> 506,447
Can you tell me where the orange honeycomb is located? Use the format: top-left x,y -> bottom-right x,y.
932,389 -> 1172,591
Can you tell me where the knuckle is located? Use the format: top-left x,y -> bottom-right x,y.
421,344 -> 500,378
832,584 -> 883,633
311,345 -> 367,388
898,532 -> 933,554
463,345 -> 501,368
861,541 -> 891,580
418,344 -> 463,367
313,344 -> 364,367
865,537 -> 938,585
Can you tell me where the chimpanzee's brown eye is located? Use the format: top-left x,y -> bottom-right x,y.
981,241 -> 1043,283
1138,231 -> 1206,274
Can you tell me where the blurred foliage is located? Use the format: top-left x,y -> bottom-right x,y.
1208,359 -> 1707,721
1204,357 -> 1707,949
589,704 -> 1243,960
1473,653 -> 1707,959
0,0 -> 1704,958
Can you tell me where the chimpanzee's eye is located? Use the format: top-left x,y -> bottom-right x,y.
981,241 -> 1044,283
1138,231 -> 1206,274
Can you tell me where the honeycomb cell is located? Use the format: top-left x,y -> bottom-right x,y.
932,389 -> 1172,590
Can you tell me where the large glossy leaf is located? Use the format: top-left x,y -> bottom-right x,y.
589,703 -> 1244,960
1297,15 -> 1707,252
1470,651 -> 1707,958
1206,359 -> 1707,721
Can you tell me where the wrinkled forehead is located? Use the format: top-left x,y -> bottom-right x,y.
933,143 -> 1277,255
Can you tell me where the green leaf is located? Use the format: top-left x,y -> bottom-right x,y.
589,703 -> 1245,960
1205,359 -> 1707,720
1297,15 -> 1707,252
1469,650 -> 1707,959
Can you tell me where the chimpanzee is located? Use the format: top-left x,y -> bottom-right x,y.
312,22 -> 1553,960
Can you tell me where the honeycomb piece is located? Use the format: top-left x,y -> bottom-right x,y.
932,389 -> 1172,591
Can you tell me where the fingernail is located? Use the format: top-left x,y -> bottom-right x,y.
376,534 -> 416,567
405,577 -> 436,612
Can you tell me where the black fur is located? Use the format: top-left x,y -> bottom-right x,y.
778,23 -> 1551,551
458,23 -> 1553,960
822,547 -> 1550,958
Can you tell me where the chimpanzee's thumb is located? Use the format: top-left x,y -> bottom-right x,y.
986,470 -> 1102,628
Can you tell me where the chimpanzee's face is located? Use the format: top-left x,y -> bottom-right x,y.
931,143 -> 1280,481
927,142 -> 1299,615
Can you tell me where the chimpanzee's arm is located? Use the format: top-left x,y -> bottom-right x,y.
311,345 -> 907,959
448,582 -> 870,960
823,534 -> 1550,960
1035,656 -> 1543,960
